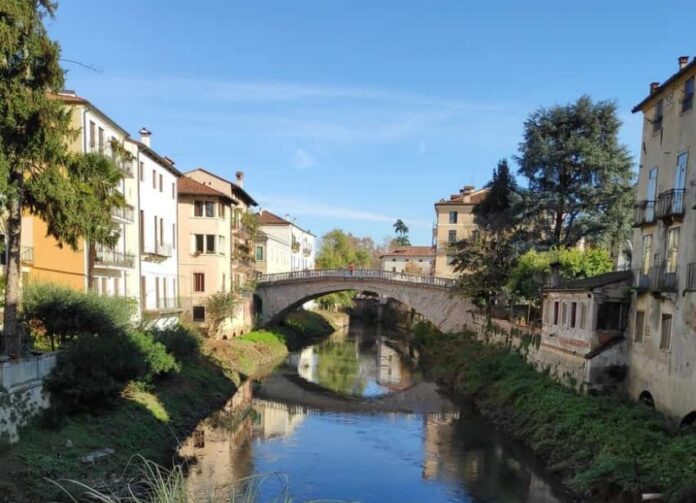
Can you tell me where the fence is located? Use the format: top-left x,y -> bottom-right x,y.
257,268 -> 457,288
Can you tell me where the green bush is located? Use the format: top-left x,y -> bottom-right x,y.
45,331 -> 178,413
151,325 -> 202,362
22,282 -> 135,349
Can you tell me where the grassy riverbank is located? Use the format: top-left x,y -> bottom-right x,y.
417,329 -> 696,503
0,310 -> 337,502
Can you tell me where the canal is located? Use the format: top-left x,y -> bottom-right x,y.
180,320 -> 571,503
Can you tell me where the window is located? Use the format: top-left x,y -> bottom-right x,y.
579,303 -> 587,330
222,273 -> 226,291
205,201 -> 215,217
553,301 -> 560,325
159,174 -> 163,192
218,235 -> 225,254
172,224 -> 176,249
139,161 -> 144,182
152,169 -> 156,189
98,127 -> 104,153
171,182 -> 175,199
195,234 -> 204,253
219,203 -> 225,219
448,230 -> 457,243
155,277 -> 160,308
194,201 -> 204,217
159,217 -> 164,245
570,302 -> 577,328
683,76 -> 694,113
561,302 -> 568,326
193,273 -> 205,292
641,234 -> 653,275
660,314 -> 672,350
544,301 -> 551,324
192,306 -> 205,322
256,245 -> 264,261
449,211 -> 458,224
89,121 -> 96,149
635,310 -> 645,343
666,227 -> 680,274
205,234 -> 216,253
113,277 -> 120,297
653,99 -> 663,132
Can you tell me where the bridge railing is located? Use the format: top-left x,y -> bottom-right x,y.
256,268 -> 458,288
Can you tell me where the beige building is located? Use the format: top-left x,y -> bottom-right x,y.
379,246 -> 434,275
433,185 -> 488,278
184,169 -> 258,335
628,56 -> 696,423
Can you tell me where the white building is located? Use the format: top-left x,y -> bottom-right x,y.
254,211 -> 315,275
127,129 -> 181,328
380,246 -> 435,275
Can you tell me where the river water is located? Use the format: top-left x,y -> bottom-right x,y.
180,322 -> 571,503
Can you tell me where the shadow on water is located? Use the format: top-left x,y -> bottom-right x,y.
179,317 -> 573,503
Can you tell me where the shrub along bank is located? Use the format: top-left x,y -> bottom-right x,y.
0,283 -> 336,502
416,327 -> 696,503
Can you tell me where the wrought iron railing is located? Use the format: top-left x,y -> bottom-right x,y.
256,268 -> 457,288
656,189 -> 685,219
632,200 -> 656,227
95,249 -> 135,268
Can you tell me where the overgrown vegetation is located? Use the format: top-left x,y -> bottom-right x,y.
417,329 -> 696,502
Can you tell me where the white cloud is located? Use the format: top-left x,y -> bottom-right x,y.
293,148 -> 315,169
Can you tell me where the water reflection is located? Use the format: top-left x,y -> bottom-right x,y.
181,324 -> 569,503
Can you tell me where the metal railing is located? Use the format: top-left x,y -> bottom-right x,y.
152,297 -> 181,311
633,268 -> 652,291
143,242 -> 173,257
656,189 -> 685,219
256,268 -> 457,288
95,249 -> 135,268
111,205 -> 135,223
632,200 -> 656,227
633,263 -> 678,293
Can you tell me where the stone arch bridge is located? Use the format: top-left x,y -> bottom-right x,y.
254,269 -> 474,333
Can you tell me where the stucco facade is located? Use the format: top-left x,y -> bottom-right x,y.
433,186 -> 488,278
379,246 -> 435,275
628,56 -> 696,422
254,210 -> 315,275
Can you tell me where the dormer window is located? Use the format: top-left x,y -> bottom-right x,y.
683,76 -> 694,113
653,99 -> 663,132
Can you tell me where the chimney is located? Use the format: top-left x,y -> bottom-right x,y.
650,82 -> 660,94
139,127 -> 151,147
460,185 -> 475,196
679,56 -> 690,70
549,261 -> 561,288
235,170 -> 244,187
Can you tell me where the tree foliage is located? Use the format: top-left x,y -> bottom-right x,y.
316,229 -> 372,269
392,219 -> 411,247
507,248 -> 614,302
515,96 -> 633,249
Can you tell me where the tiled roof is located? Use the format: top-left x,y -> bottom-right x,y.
177,176 -> 233,202
546,270 -> 633,292
51,91 -> 129,136
632,58 -> 696,113
127,138 -> 182,177
435,188 -> 489,206
186,168 -> 258,206
258,211 -> 291,225
380,246 -> 435,259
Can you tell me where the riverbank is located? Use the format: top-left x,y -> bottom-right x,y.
0,310 -> 339,502
416,329 -> 696,503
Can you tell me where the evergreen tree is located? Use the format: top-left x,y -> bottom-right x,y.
515,96 -> 633,249
392,219 -> 411,247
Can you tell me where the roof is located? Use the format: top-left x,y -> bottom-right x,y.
632,58 -> 696,113
52,91 -> 129,137
177,176 -> 234,203
546,270 -> 633,292
435,187 -> 489,207
258,210 -> 315,236
380,246 -> 436,259
126,138 -> 182,177
186,167 -> 258,206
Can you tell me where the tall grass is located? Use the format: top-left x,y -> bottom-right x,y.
49,455 -> 350,503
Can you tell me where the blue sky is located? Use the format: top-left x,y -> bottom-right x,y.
47,0 -> 695,245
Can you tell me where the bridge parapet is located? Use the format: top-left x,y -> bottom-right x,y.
257,268 -> 457,289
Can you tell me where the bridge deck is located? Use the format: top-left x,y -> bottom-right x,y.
257,268 -> 457,288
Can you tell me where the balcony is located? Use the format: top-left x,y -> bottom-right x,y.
94,249 -> 135,268
656,189 -> 685,222
112,204 -> 135,223
634,263 -> 678,293
145,297 -> 182,313
142,242 -> 173,261
633,268 -> 652,291
632,200 -> 656,227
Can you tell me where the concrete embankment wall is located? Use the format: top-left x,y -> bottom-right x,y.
0,353 -> 57,444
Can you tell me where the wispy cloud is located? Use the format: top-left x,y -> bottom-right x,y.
257,194 -> 431,229
293,148 -> 315,169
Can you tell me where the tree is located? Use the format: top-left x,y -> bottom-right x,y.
0,1 -> 71,354
515,96 -> 633,249
392,219 -> 411,247
452,160 -> 519,317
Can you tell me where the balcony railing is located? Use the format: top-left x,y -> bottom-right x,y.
94,249 -> 135,268
21,246 -> 34,263
634,263 -> 678,293
143,242 -> 173,258
112,205 -> 135,223
633,268 -> 652,291
656,189 -> 685,220
632,200 -> 656,227
149,297 -> 182,312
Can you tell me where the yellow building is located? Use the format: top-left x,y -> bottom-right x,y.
432,185 -> 488,278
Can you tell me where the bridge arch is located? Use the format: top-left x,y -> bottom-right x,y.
254,269 -> 475,333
